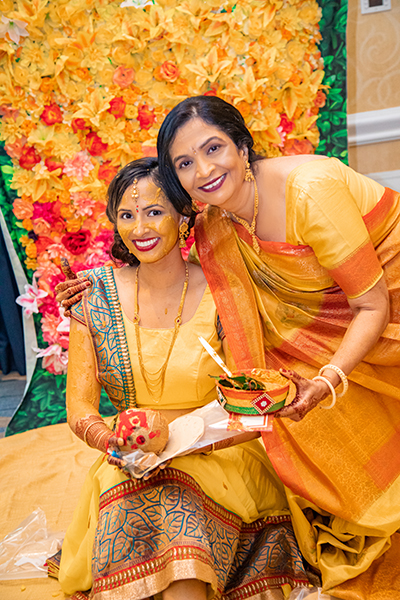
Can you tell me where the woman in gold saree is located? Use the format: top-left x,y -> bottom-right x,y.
154,96 -> 400,598
53,157 -> 310,600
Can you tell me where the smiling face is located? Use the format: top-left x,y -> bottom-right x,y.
117,177 -> 181,264
169,118 -> 248,210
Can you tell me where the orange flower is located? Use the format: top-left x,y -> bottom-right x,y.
113,66 -> 135,89
314,90 -> 326,108
85,132 -> 108,156
98,161 -> 118,185
137,105 -> 155,131
108,97 -> 126,119
40,104 -> 63,126
154,61 -> 180,83
25,241 -> 37,259
283,138 -> 314,156
40,78 -> 54,93
13,197 -> 34,219
22,218 -> 33,231
19,145 -> 41,170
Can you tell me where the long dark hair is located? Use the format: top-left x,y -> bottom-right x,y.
157,96 -> 264,216
106,157 -> 159,266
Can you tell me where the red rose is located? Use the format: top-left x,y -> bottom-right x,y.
40,104 -> 63,126
19,145 -> 41,170
98,161 -> 118,185
108,97 -> 126,119
86,132 -> 108,156
137,105 -> 155,131
71,118 -> 87,133
62,229 -> 92,255
45,157 -> 63,172
279,113 -> 294,135
204,90 -> 217,96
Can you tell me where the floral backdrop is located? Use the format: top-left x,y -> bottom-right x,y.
0,0 -> 348,434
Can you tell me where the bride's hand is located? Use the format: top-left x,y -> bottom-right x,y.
55,258 -> 91,316
107,434 -> 128,472
274,369 -> 331,421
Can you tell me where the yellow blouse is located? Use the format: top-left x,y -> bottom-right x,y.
285,157 -> 385,296
122,285 -> 223,409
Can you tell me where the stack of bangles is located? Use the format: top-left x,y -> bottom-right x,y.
312,364 -> 349,409
81,415 -> 114,453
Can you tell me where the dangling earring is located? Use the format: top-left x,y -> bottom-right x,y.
179,222 -> 189,248
191,200 -> 201,213
244,160 -> 254,183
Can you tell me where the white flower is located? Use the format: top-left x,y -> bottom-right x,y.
120,0 -> 153,7
0,16 -> 29,44
56,307 -> 71,334
16,277 -> 48,317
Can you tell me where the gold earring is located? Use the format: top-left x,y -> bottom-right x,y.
131,178 -> 139,200
179,222 -> 189,248
191,199 -> 201,213
244,160 -> 254,183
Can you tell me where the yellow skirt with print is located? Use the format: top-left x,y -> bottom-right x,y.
53,439 -> 311,600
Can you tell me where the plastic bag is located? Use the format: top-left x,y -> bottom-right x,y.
120,400 -> 271,478
289,587 -> 335,600
0,507 -> 64,580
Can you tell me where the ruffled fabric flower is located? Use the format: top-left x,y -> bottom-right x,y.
63,151 -> 94,180
72,192 -> 96,217
33,344 -> 68,375
16,277 -> 48,317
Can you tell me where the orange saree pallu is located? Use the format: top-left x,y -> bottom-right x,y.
194,189 -> 400,595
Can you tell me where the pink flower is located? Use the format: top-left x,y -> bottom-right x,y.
38,296 -> 60,318
33,344 -> 68,375
113,66 -> 135,88
56,307 -> 71,335
63,151 -> 94,180
71,192 -> 96,217
16,277 -> 48,317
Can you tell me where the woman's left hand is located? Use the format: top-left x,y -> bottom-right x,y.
274,369 -> 331,421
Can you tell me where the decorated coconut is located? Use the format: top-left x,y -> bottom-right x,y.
115,409 -> 169,455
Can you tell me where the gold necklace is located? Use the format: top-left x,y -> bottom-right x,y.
231,178 -> 260,254
133,263 -> 189,401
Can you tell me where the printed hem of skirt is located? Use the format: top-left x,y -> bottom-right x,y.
90,554 -> 310,600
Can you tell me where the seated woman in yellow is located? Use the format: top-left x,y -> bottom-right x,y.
54,157 -> 310,600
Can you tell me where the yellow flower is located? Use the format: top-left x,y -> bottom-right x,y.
72,88 -> 113,128
185,46 -> 233,85
0,115 -> 25,144
223,67 -> 269,105
25,257 -> 38,271
98,114 -> 126,145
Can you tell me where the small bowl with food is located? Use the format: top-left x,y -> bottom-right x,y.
212,368 -> 290,415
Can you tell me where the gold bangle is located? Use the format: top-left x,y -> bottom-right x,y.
312,375 -> 337,409
319,364 -> 348,397
202,443 -> 215,456
83,418 -> 104,445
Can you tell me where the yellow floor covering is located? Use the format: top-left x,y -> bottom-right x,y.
0,422 -> 99,600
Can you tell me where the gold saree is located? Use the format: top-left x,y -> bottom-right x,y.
194,183 -> 400,597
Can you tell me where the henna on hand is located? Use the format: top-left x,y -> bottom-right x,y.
55,257 -> 91,313
75,414 -> 114,453
274,369 -> 330,422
